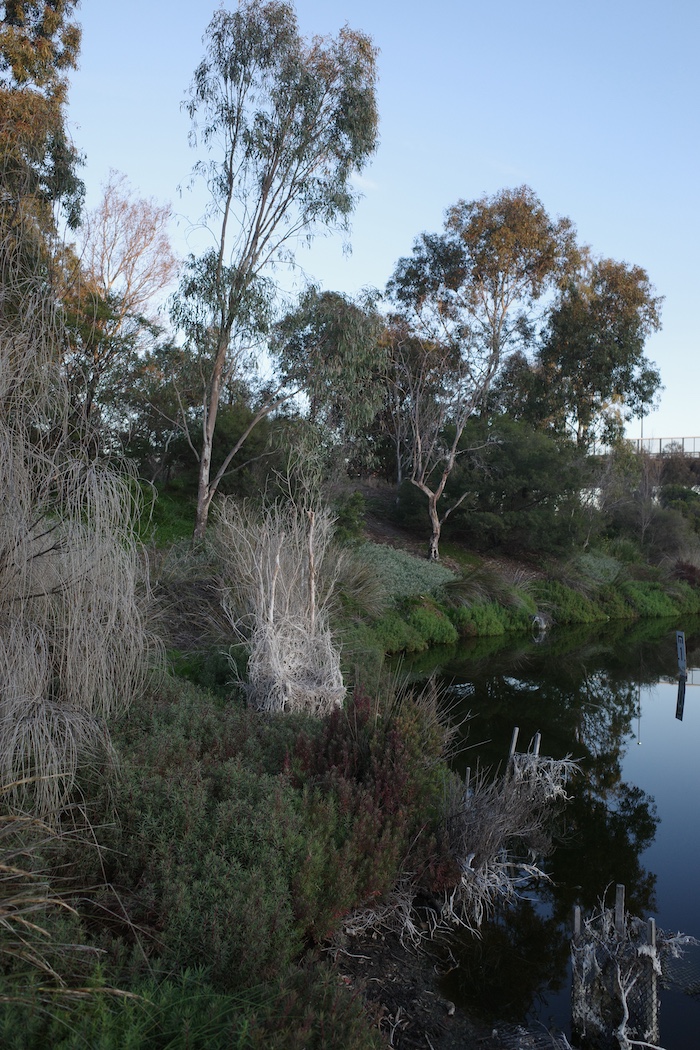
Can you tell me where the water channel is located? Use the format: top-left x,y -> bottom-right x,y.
406,617 -> 700,1048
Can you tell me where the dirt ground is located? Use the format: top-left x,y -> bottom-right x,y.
332,926 -> 552,1050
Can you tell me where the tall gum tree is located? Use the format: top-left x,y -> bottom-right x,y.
387,185 -> 579,560
538,258 -> 663,449
170,0 -> 379,541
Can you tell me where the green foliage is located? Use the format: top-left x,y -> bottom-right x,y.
357,542 -> 455,600
660,484 -> 700,535
0,969 -> 259,1050
601,536 -> 643,565
538,257 -> 662,448
406,600 -> 459,646
597,584 -> 636,620
66,680 -> 318,991
1,0 -> 84,249
620,581 -> 684,619
331,490 -> 367,546
167,647 -> 241,698
666,579 -> 700,616
576,552 -> 624,586
443,414 -> 588,554
457,601 -> 527,636
368,609 -> 427,653
274,288 -> 386,441
531,580 -> 608,625
0,962 -> 383,1050
140,486 -> 196,546
173,0 -> 379,538
43,673 -> 454,1025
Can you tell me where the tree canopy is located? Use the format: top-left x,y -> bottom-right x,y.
0,0 -> 84,254
538,258 -> 663,448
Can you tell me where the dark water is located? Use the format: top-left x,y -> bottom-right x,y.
406,618 -> 700,1048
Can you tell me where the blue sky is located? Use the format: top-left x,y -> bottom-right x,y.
67,0 -> 699,440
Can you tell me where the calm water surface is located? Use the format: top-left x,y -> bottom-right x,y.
409,619 -> 700,1048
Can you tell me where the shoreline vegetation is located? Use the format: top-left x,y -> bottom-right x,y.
5,478 -> 700,1049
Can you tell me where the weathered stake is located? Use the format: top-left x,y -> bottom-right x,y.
615,884 -> 625,935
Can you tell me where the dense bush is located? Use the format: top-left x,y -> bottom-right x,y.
620,580 -> 689,619
356,542 -> 455,599
406,600 -> 459,646
34,676 -> 454,1012
451,600 -> 533,637
0,962 -> 384,1050
530,580 -> 607,625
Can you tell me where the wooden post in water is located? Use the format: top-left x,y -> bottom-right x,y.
509,726 -> 519,760
677,631 -> 687,674
532,731 -> 541,756
615,884 -> 625,935
645,918 -> 660,1045
573,905 -> 581,939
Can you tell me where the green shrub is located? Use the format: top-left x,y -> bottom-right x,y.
167,647 -> 239,697
0,969 -> 262,1049
331,491 -> 367,546
619,581 -> 680,618
451,601 -> 509,636
531,580 -> 607,625
667,577 -> 700,615
368,609 -> 427,653
450,600 -> 534,637
357,543 -> 455,600
597,584 -> 636,619
0,963 -> 384,1050
577,552 -> 624,586
141,485 -> 197,547
50,676 -> 455,1007
406,601 -> 459,646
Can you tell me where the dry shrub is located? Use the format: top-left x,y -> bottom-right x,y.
441,752 -> 578,932
340,747 -> 578,946
0,229 -> 154,816
214,498 -> 346,715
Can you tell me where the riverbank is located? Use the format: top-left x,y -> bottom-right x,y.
5,485 -> 700,1048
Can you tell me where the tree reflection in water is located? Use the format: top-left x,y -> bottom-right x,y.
411,618 -> 700,1026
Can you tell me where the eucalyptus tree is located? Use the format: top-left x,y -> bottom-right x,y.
387,185 -> 578,560
538,258 -> 663,449
0,0 -> 84,264
171,0 -> 379,541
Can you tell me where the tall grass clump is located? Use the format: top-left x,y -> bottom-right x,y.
0,226 -> 154,816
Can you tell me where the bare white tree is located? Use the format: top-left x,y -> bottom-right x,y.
214,498 -> 346,715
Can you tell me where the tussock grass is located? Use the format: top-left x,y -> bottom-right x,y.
0,225 -> 156,815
